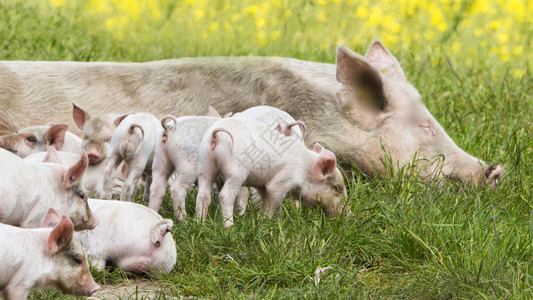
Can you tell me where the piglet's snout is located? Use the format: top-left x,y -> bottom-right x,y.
86,151 -> 101,164
485,164 -> 503,188
86,284 -> 101,296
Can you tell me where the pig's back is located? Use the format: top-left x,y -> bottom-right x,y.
0,57 -> 338,137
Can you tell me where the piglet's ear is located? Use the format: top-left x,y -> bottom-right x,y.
312,149 -> 337,180
72,103 -> 90,130
47,216 -> 73,254
45,124 -> 68,150
63,151 -> 88,188
41,208 -> 62,228
43,147 -> 61,164
114,114 -> 130,127
151,219 -> 173,247
208,106 -> 222,118
312,143 -> 324,154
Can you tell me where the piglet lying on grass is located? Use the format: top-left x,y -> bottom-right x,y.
0,209 -> 100,300
45,199 -> 177,275
102,113 -> 163,203
0,124 -> 82,157
196,118 -> 348,228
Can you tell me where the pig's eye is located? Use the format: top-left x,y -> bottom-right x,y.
83,134 -> 89,140
77,190 -> 86,199
71,255 -> 83,265
26,135 -> 37,143
104,136 -> 112,143
419,124 -> 435,136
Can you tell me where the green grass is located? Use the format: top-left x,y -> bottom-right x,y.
3,0 -> 532,299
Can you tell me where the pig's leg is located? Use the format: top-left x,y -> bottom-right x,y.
196,162 -> 217,222
170,173 -> 195,222
217,164 -> 247,227
102,152 -> 123,199
234,187 -> 249,216
262,176 -> 292,217
119,256 -> 151,273
3,286 -> 28,300
142,171 -> 153,205
149,161 -> 174,213
121,158 -> 147,202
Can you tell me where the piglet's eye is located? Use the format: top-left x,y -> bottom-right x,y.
72,255 -> 83,265
104,137 -> 112,143
26,135 -> 37,143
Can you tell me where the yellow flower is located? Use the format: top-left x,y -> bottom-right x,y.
270,30 -> 280,40
317,11 -> 326,22
194,9 -> 205,20
513,69 -> 525,79
209,22 -> 219,33
512,46 -> 523,56
50,0 -> 65,7
356,7 -> 368,19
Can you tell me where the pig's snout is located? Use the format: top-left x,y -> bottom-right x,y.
89,216 -> 99,230
86,284 -> 101,296
87,151 -> 102,165
485,164 -> 503,188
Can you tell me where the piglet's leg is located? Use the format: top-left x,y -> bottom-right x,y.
142,171 -> 153,205
218,175 -> 246,228
119,256 -> 152,273
196,172 -> 215,222
102,152 -> 123,199
121,158 -> 148,202
148,159 -> 174,212
170,174 -> 195,222
234,187 -> 249,216
4,285 -> 28,300
262,175 -> 292,217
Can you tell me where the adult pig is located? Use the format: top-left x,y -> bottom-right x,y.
0,148 -> 98,230
0,210 -> 100,299
0,41 -> 502,185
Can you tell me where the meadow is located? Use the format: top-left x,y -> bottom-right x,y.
1,0 -> 532,298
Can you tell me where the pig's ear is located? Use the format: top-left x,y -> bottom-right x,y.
336,45 -> 387,112
208,106 -> 222,118
223,112 -> 233,118
45,124 -> 68,150
114,114 -> 130,127
41,208 -> 62,228
312,149 -> 337,180
47,216 -> 74,254
312,142 -> 324,154
43,147 -> 60,163
63,151 -> 88,188
72,103 -> 90,130
365,40 -> 406,82
275,122 -> 285,134
151,219 -> 173,247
